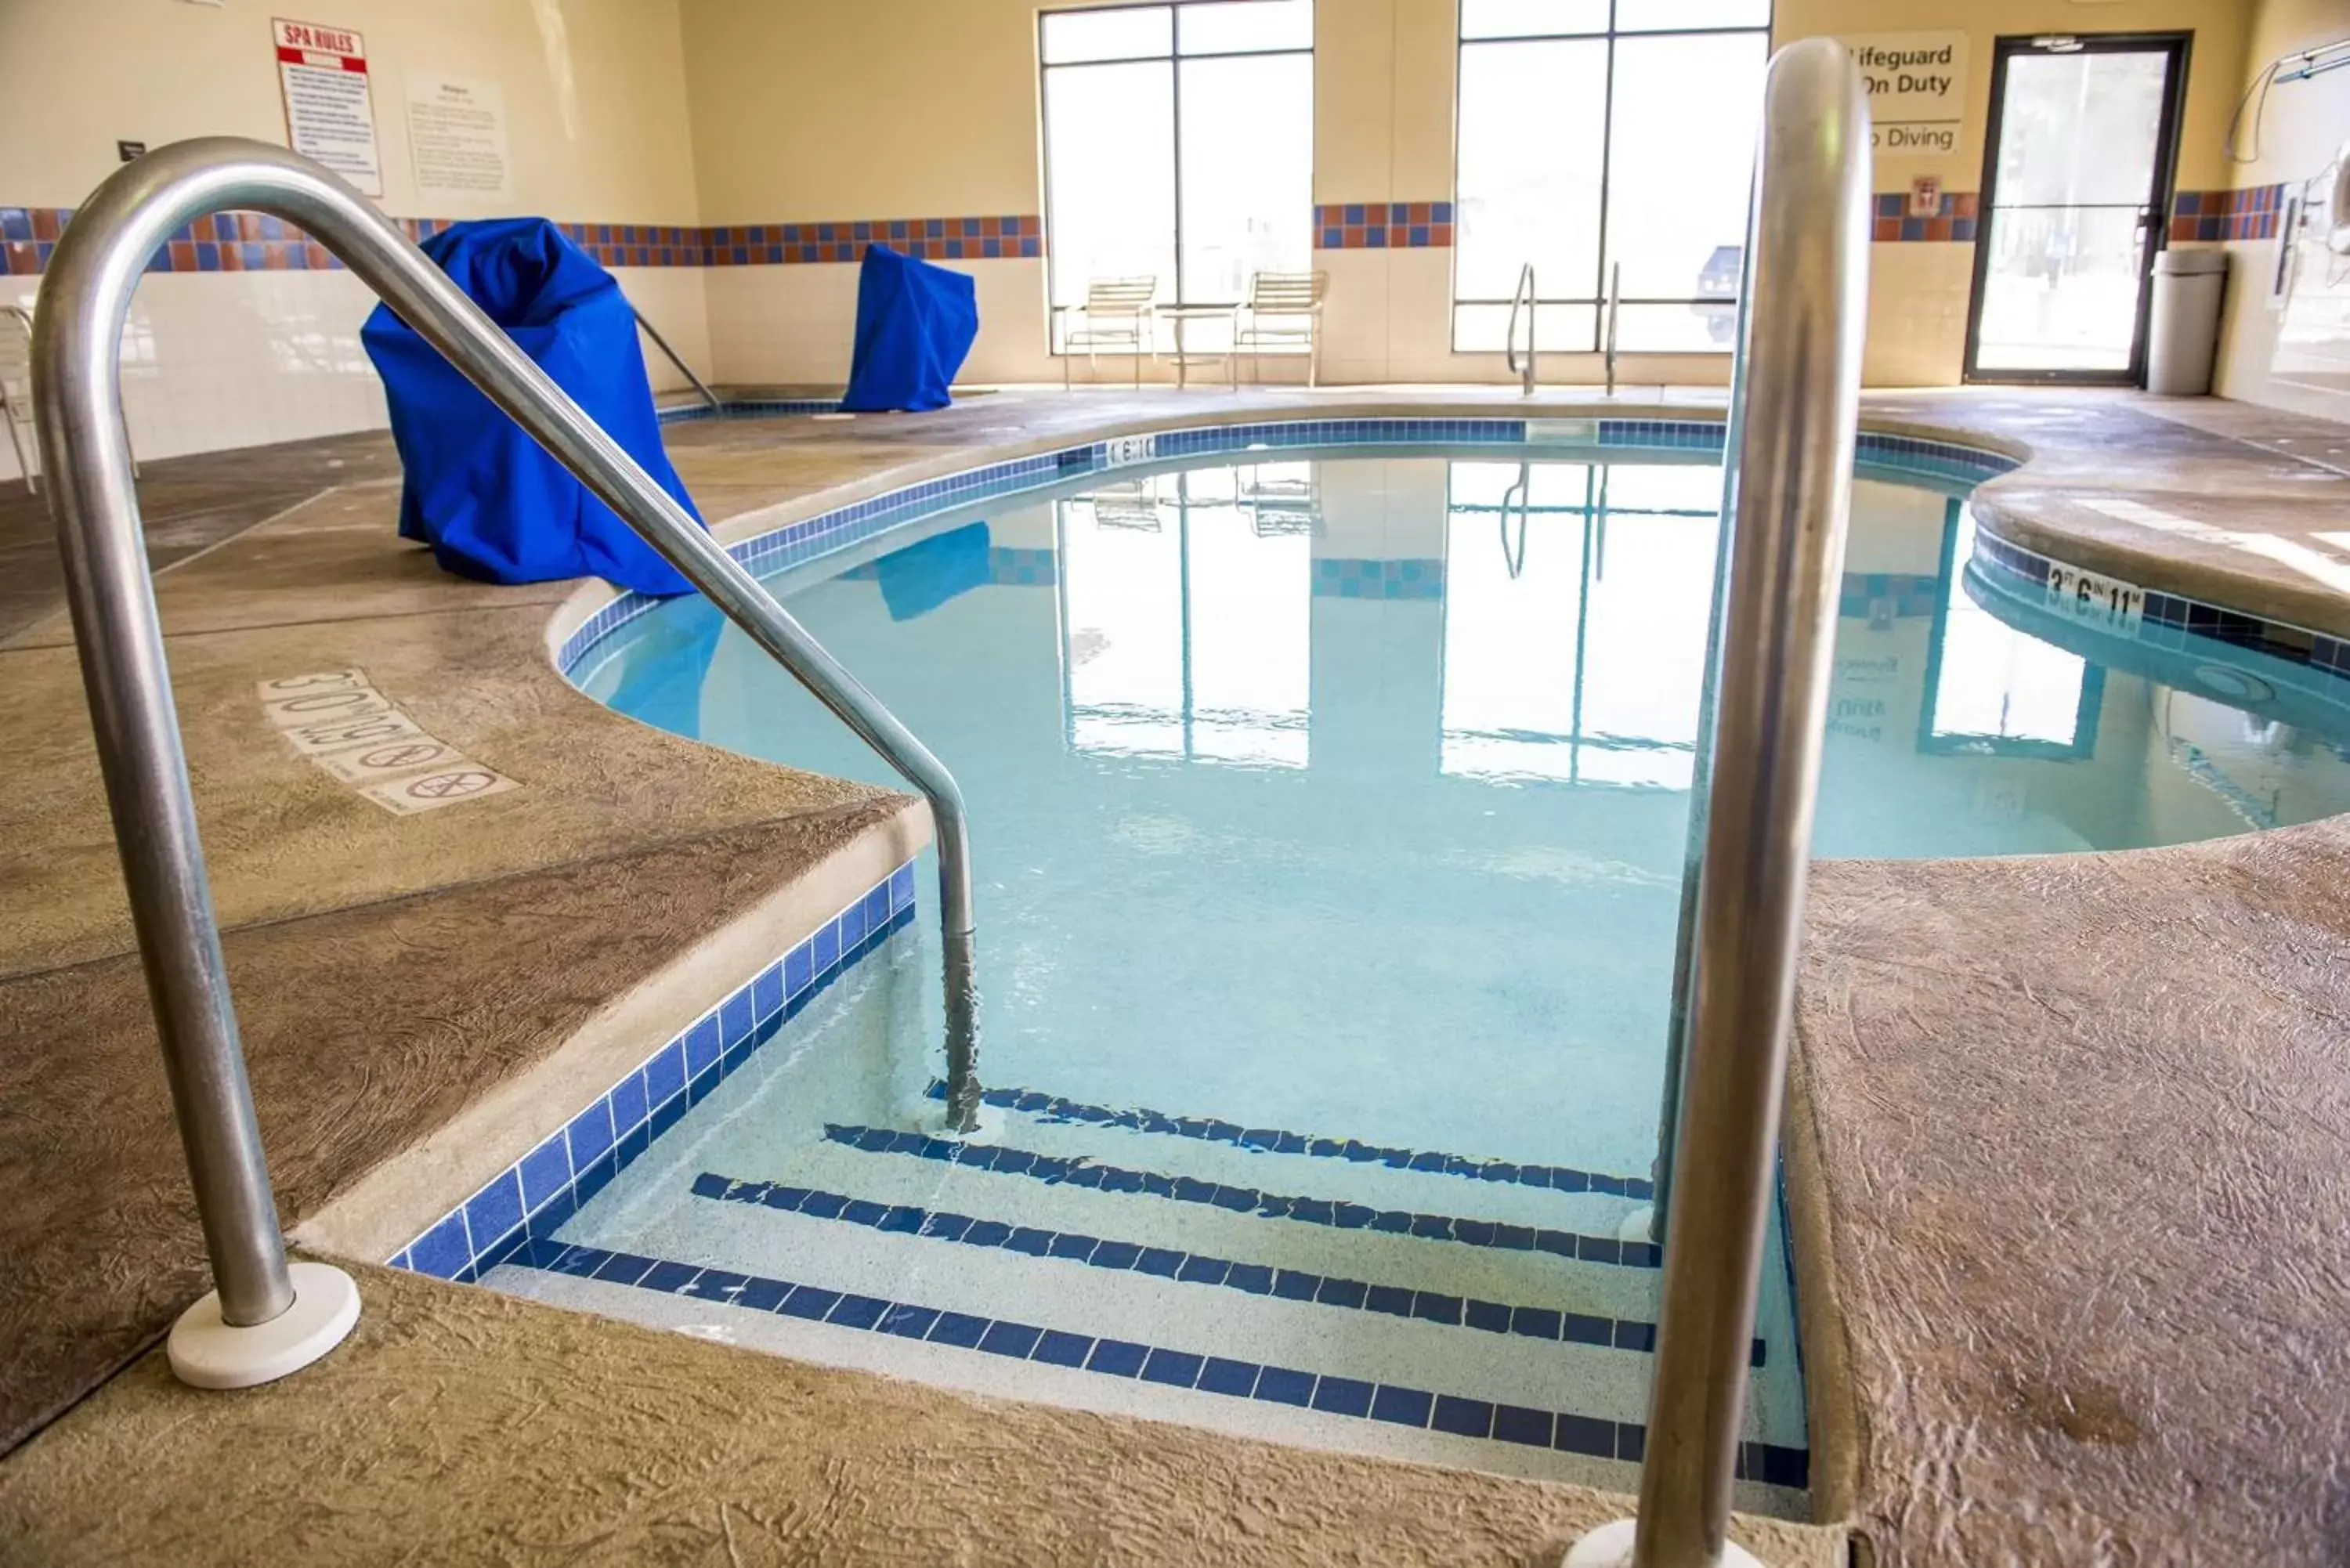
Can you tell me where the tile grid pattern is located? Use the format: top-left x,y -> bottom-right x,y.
556,417 -> 2014,678
0,207 -> 1043,276
1870,190 -> 1980,244
687,1170 -> 1765,1366
509,1234 -> 1810,1488
945,1079 -> 1655,1198
1973,526 -> 2350,685
2171,185 -> 2287,243
657,399 -> 844,424
819,1124 -> 1665,1270
1315,202 -> 1455,250
385,863 -> 920,1282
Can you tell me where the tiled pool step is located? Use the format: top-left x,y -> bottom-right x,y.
930,1083 -> 1650,1237
927,1078 -> 1656,1200
773,1119 -> 1668,1327
688,1170 -> 1766,1367
819,1123 -> 1661,1270
494,1235 -> 1806,1489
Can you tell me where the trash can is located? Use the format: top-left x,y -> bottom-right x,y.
2147,248 -> 2228,396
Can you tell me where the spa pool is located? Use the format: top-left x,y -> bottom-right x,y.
468,435 -> 2350,1508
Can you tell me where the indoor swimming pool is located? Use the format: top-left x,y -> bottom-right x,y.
472,435 -> 2350,1506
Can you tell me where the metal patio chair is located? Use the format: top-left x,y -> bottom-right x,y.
1234,270 -> 1329,388
1061,276 -> 1157,389
2,302 -> 139,493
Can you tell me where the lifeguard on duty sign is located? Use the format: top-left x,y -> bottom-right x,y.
273,17 -> 383,196
1838,31 -> 1968,160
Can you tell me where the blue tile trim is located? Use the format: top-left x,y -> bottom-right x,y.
926,1079 -> 1652,1201
1311,558 -> 1445,601
820,1124 -> 1661,1268
1972,526 -> 2350,690
386,862 -> 922,1281
512,1238 -> 1807,1486
689,1172 -> 1764,1366
559,417 -> 2013,675
656,397 -> 844,424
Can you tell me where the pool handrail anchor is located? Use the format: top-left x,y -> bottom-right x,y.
33,137 -> 985,1389
1563,38 -> 1870,1568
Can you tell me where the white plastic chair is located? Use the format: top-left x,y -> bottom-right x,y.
1234,270 -> 1329,388
1,304 -> 138,492
1061,277 -> 1158,388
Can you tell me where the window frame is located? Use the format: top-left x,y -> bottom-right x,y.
1037,1 -> 1317,353
1449,0 -> 1773,356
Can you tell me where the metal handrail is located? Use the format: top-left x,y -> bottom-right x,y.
1603,261 -> 1622,398
32,138 -> 985,1383
1564,38 -> 1870,1568
631,303 -> 721,414
1498,461 -> 1530,580
1505,262 -> 1536,395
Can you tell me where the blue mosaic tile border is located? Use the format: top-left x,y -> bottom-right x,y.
1314,558 -> 1445,601
386,862 -> 920,1283
558,416 -> 2015,677
689,1170 -> 1758,1365
657,398 -> 844,424
510,1235 -> 1808,1487
822,1124 -> 1663,1270
1973,527 -> 2350,688
840,545 -> 1058,587
933,1078 -> 1653,1199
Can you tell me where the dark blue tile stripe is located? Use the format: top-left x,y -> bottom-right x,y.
820,1124 -> 1661,1270
689,1172 -> 1763,1366
657,398 -> 845,424
510,1237 -> 1807,1487
559,417 -> 2011,676
1972,527 -> 2350,692
923,1078 -> 1653,1201
386,870 -> 920,1282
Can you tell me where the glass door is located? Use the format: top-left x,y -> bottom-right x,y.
1964,34 -> 2188,383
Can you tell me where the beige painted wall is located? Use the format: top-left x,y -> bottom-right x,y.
0,0 -> 710,479
0,0 -> 703,220
674,0 -> 2257,389
2212,0 -> 2350,415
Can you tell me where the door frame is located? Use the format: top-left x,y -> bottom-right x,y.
1961,31 -> 2193,387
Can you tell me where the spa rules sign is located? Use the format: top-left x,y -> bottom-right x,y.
1840,32 -> 1967,160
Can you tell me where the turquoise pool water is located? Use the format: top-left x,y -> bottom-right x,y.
500,446 -> 2350,1500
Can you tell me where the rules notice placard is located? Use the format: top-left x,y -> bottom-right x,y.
406,74 -> 512,200
273,17 -> 383,196
1841,31 -> 1968,161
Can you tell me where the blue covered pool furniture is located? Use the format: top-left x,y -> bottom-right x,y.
1059,276 -> 1159,388
841,244 -> 979,414
360,216 -> 702,595
1235,270 -> 1329,387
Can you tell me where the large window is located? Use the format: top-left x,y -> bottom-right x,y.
1453,0 -> 1769,355
1039,1 -> 1314,349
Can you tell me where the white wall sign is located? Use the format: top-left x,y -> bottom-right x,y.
405,74 -> 513,201
1841,32 -> 1968,160
273,17 -> 382,196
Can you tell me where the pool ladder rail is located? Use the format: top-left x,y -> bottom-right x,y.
30,135 -> 984,1392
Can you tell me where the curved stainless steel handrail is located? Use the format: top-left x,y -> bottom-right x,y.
1505,262 -> 1536,396
631,303 -> 721,415
1567,39 -> 1871,1568
32,139 -> 985,1353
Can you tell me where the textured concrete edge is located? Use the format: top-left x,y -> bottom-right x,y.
0,1255 -> 1849,1568
290,796 -> 931,1268
1779,1040 -> 1864,1533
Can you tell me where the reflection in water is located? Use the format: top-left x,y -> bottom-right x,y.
1060,465 -> 1312,768
1924,511 -> 2098,757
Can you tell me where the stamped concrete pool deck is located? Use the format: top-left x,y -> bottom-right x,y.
2,385 -> 2347,1565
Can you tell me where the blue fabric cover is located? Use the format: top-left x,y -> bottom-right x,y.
361,218 -> 703,594
875,522 -> 990,621
840,244 -> 978,413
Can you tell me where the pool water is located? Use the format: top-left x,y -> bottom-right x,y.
492,447 -> 2350,1505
